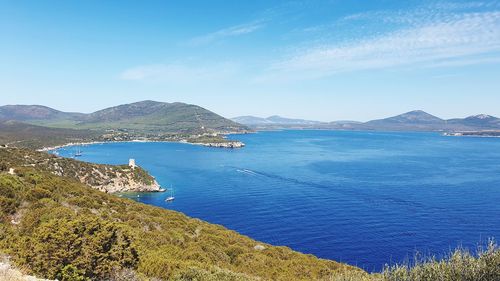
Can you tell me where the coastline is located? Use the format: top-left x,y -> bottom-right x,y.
38,137 -> 247,152
443,131 -> 500,138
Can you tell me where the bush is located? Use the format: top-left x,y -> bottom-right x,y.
16,216 -> 139,280
382,240 -> 500,281
0,197 -> 18,215
26,187 -> 52,201
60,265 -> 87,281
0,161 -> 7,171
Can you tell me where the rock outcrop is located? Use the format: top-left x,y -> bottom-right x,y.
196,141 -> 245,148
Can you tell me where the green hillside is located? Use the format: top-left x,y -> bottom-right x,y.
0,101 -> 249,149
0,120 -> 101,149
0,105 -> 84,121
14,101 -> 248,134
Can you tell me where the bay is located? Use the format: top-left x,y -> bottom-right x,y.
54,130 -> 500,272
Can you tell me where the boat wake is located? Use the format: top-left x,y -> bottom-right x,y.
236,169 -> 259,176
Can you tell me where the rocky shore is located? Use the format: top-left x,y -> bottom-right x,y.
88,167 -> 163,193
38,137 -> 246,152
194,141 -> 245,148
444,131 -> 500,137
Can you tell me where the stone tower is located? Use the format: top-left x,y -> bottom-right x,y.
129,159 -> 136,169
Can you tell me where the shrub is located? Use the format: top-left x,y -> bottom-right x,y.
60,264 -> 88,281
0,161 -> 7,171
26,187 -> 52,201
382,240 -> 500,281
0,197 -> 18,215
16,216 -> 139,280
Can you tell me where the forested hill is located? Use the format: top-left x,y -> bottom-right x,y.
0,101 -> 250,149
0,101 -> 248,134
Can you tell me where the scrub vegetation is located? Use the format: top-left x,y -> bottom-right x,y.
0,147 -> 158,192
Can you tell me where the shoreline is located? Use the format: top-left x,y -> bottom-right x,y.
443,132 -> 500,138
38,138 -> 247,152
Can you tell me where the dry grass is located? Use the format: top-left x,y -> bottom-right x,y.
325,240 -> 500,281
381,240 -> 500,281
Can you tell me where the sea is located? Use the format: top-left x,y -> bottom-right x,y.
53,130 -> 500,272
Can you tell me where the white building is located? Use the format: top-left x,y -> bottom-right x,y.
129,159 -> 136,169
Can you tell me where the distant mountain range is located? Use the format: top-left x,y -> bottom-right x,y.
2,102 -> 500,150
232,110 -> 500,131
0,100 -> 247,134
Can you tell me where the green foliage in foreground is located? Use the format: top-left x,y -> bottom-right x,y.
0,167 -> 359,280
380,242 -> 500,281
324,242 -> 500,281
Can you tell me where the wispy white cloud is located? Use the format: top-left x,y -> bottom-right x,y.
122,1 -> 500,85
187,21 -> 265,46
264,3 -> 500,81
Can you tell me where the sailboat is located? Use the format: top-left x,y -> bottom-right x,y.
165,186 -> 175,202
74,147 -> 82,157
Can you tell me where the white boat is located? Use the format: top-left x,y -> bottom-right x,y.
74,147 -> 82,157
165,187 -> 175,202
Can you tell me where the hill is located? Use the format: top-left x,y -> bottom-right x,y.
363,110 -> 446,131
0,120 -> 100,149
0,101 -> 249,149
0,147 -> 362,281
80,101 -> 247,134
447,114 -> 500,130
363,111 -> 500,132
0,101 -> 248,135
0,105 -> 83,121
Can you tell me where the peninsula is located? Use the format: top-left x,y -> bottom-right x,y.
0,147 -> 162,193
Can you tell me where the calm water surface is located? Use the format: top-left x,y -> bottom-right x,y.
55,130 -> 500,271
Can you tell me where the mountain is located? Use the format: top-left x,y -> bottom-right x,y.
0,101 -> 248,134
364,110 -> 446,131
0,104 -> 83,121
447,114 -> 500,130
234,110 -> 500,132
232,115 -> 323,126
79,100 -> 247,133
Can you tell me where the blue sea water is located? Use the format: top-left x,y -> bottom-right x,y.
55,130 -> 500,272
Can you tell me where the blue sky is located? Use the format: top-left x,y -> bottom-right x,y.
1,0 -> 499,121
